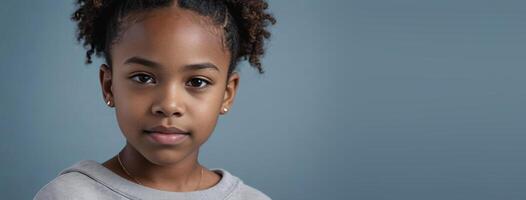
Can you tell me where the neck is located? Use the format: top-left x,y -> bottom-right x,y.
119,142 -> 203,191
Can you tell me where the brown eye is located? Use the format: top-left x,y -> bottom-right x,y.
186,78 -> 210,88
131,74 -> 155,84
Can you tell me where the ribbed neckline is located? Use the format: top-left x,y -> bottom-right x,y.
59,160 -> 240,200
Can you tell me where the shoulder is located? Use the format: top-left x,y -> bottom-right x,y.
216,169 -> 271,200
34,171 -> 100,200
230,183 -> 272,200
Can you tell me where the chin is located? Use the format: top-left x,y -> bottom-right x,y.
139,144 -> 198,166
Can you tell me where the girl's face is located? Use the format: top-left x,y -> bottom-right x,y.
99,6 -> 239,165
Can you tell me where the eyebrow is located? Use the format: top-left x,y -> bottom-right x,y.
124,56 -> 220,72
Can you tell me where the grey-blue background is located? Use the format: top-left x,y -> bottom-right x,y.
1,0 -> 525,199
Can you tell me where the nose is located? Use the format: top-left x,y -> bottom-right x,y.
151,84 -> 185,118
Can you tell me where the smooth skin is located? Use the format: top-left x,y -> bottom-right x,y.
99,4 -> 239,192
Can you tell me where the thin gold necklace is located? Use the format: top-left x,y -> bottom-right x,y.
117,151 -> 204,191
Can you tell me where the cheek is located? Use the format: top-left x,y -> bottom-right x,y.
113,85 -> 151,136
192,95 -> 221,114
115,96 -> 147,122
189,89 -> 225,132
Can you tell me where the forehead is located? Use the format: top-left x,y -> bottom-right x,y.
111,5 -> 229,70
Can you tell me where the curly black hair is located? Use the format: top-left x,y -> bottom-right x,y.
71,0 -> 276,74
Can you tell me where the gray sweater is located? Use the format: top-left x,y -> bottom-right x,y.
34,160 -> 271,200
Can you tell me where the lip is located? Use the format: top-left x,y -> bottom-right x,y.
144,125 -> 190,145
145,125 -> 189,135
147,132 -> 189,145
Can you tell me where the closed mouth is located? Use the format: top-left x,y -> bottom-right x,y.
144,129 -> 190,145
144,125 -> 189,135
144,130 -> 190,135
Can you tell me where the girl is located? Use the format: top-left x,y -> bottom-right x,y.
34,0 -> 275,199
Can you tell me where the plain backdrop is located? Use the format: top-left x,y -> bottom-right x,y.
1,0 -> 525,199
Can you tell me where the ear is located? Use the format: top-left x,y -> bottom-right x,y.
221,72 -> 240,115
99,64 -> 114,106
